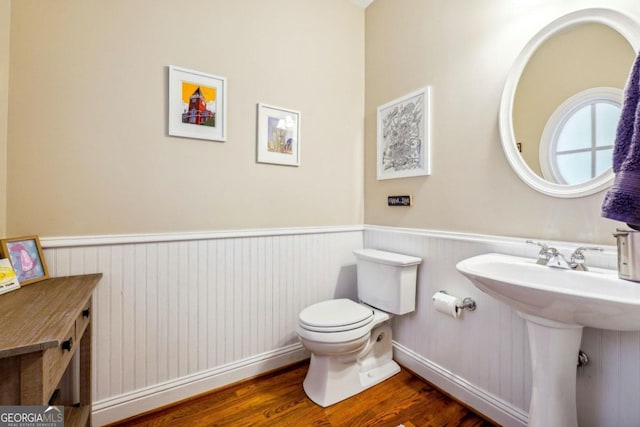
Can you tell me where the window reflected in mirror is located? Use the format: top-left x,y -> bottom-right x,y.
539,88 -> 621,185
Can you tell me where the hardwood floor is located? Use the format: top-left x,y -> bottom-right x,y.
108,362 -> 497,427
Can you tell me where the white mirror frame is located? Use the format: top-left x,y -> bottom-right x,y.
499,8 -> 640,198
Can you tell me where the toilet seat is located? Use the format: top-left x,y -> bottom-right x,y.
298,299 -> 374,332
297,299 -> 375,344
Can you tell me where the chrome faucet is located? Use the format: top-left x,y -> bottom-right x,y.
526,240 -> 553,265
526,240 -> 567,267
545,247 -> 571,269
569,247 -> 604,271
526,241 -> 603,271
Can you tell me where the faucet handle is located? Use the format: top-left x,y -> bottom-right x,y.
571,246 -> 604,259
526,240 -> 552,265
570,246 -> 604,270
526,240 -> 549,251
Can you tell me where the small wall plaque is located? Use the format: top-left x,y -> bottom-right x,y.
388,195 -> 413,206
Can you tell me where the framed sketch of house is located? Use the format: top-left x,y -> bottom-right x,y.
376,86 -> 430,180
168,65 -> 227,142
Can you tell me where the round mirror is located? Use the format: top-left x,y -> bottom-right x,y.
499,8 -> 640,198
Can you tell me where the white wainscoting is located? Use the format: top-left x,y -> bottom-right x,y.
41,226 -> 363,426
39,225 -> 639,426
365,225 -> 640,427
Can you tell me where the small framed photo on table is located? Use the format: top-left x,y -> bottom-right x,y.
0,236 -> 49,286
0,258 -> 20,296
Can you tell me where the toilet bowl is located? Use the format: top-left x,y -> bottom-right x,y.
296,249 -> 422,407
297,299 -> 398,407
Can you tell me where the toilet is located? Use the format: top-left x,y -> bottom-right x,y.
296,248 -> 422,407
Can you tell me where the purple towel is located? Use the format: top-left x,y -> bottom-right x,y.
601,50 -> 640,228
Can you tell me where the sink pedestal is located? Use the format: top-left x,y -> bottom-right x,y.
521,313 -> 583,427
457,253 -> 640,427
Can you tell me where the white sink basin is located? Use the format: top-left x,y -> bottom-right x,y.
456,252 -> 640,427
456,252 -> 640,331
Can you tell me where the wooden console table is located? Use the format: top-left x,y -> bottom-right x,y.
0,273 -> 102,426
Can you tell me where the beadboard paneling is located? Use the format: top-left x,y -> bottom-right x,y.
38,225 -> 640,426
41,227 -> 363,424
365,225 -> 640,427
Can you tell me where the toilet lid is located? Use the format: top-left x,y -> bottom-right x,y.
298,299 -> 374,332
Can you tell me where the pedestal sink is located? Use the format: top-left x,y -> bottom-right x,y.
456,253 -> 640,427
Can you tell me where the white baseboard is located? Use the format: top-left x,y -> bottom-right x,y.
393,341 -> 528,427
94,340 -> 526,426
92,344 -> 310,426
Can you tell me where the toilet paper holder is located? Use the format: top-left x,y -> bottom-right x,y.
458,297 -> 477,312
439,290 -> 476,312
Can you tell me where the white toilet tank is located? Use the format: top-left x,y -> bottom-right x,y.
353,249 -> 422,315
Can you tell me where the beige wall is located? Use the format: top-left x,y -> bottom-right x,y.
514,23 -> 634,176
365,0 -> 640,244
0,0 -> 9,237
7,1 -> 640,244
6,0 -> 364,236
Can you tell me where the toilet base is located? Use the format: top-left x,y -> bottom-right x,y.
302,324 -> 399,407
